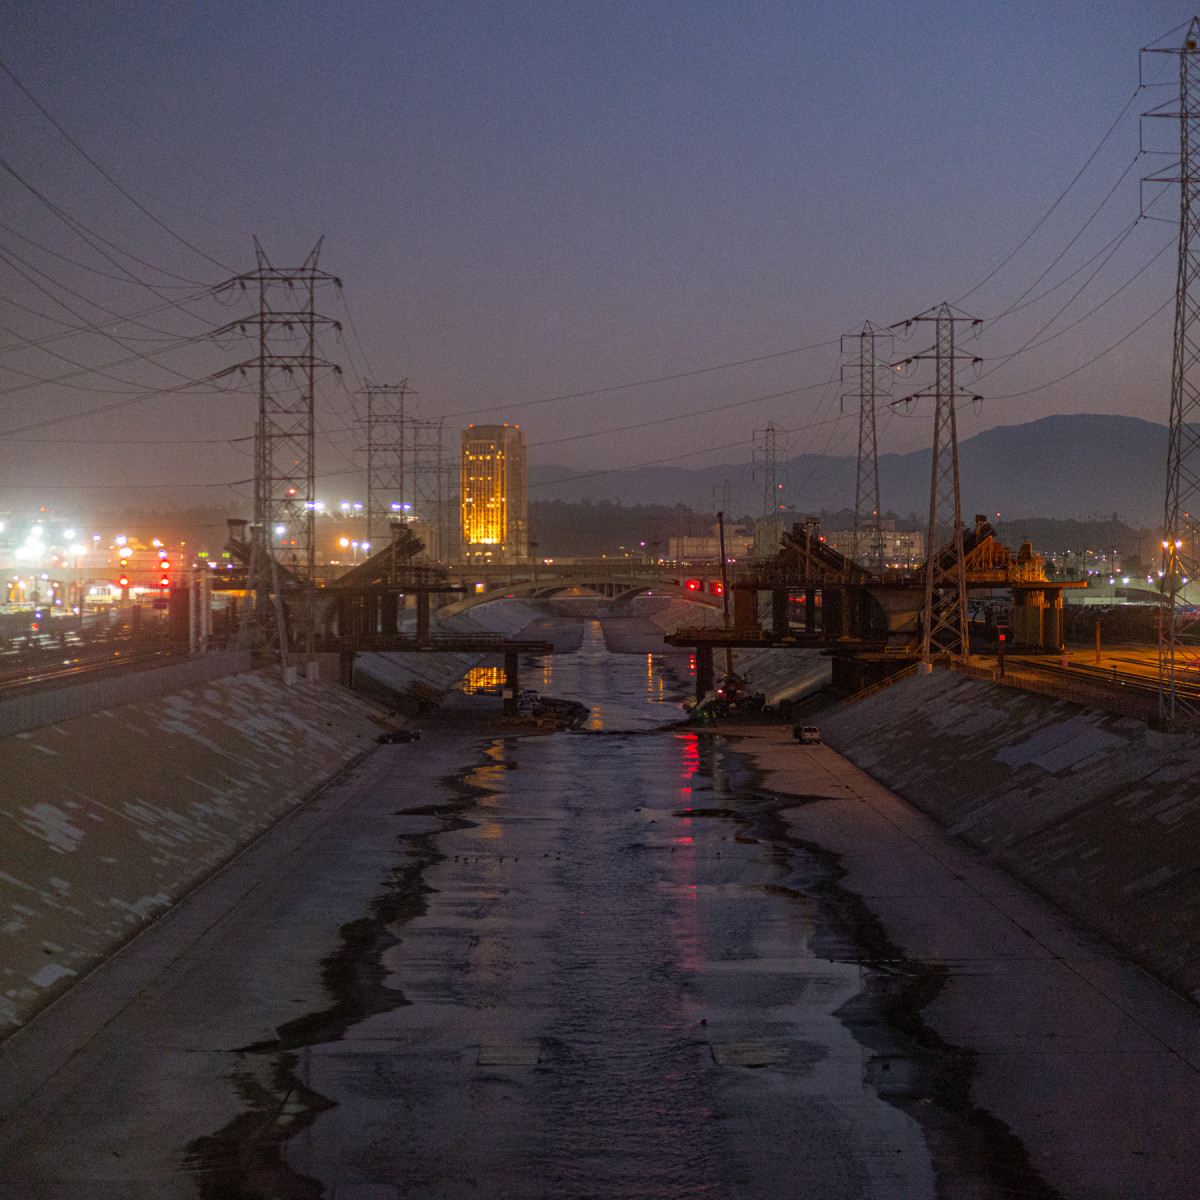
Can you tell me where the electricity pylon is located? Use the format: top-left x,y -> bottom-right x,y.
755,423 -> 778,520
215,239 -> 342,660
1145,19 -> 1200,723
841,322 -> 892,570
361,381 -> 411,547
893,303 -> 982,664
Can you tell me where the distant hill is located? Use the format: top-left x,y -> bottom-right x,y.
529,414 -> 1169,526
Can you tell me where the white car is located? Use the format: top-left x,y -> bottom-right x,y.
794,725 -> 821,745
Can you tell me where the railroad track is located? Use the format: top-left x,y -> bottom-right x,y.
1007,656 -> 1200,704
0,649 -> 178,694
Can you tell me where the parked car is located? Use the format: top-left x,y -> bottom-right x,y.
793,725 -> 821,745
377,728 -> 420,744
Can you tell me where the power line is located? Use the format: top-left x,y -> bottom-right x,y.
439,337 -> 840,421
525,378 -> 841,450
955,88 -> 1143,305
0,154 -> 214,290
0,57 -> 233,274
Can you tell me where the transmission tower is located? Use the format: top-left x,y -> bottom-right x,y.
1145,20 -> 1200,722
755,424 -> 778,519
841,322 -> 891,570
894,303 -> 982,664
410,417 -> 445,560
361,381 -> 411,546
216,239 -> 342,656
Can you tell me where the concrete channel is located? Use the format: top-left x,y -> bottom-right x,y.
0,601 -> 1199,1197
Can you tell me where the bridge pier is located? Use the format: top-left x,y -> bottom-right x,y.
804,589 -> 816,633
771,588 -> 789,636
416,592 -> 430,646
339,650 -> 355,688
504,650 -> 519,714
695,645 -> 715,700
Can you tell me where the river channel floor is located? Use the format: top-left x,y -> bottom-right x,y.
1,618 -> 1199,1197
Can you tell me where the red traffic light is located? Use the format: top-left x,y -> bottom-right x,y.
160,560 -> 170,571
709,581 -> 723,595
685,579 -> 702,591
118,575 -> 129,588
160,575 -> 170,588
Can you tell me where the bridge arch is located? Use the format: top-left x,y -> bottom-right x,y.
436,576 -> 721,618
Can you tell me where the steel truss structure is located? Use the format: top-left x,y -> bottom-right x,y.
1146,20 -> 1200,723
755,423 -> 778,521
361,381 -> 411,548
216,239 -> 342,654
894,302 -> 982,664
409,416 -> 446,561
841,322 -> 891,569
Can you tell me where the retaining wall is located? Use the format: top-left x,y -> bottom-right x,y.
818,669 -> 1200,1001
0,651 -> 253,738
0,668 -> 386,1033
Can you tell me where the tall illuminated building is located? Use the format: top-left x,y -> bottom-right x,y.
460,424 -> 528,563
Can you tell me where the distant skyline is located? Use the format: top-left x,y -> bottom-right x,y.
0,2 -> 1187,519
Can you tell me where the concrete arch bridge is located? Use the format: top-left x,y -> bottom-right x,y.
438,563 -> 726,617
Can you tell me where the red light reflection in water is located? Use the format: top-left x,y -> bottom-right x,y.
670,734 -> 703,974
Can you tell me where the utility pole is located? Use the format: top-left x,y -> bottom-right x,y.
1145,19 -> 1200,723
361,381 -> 410,548
841,321 -> 891,570
893,302 -> 982,665
215,239 -> 342,665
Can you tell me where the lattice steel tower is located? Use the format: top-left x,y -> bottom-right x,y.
896,303 -> 982,663
217,239 -> 342,651
1146,20 -> 1200,722
755,424 -> 778,518
362,381 -> 411,547
410,417 -> 445,560
841,322 -> 891,569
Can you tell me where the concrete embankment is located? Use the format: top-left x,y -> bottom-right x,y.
816,668 -> 1200,1001
0,667 -> 387,1033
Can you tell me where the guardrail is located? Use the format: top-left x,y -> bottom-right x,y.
0,650 -> 253,739
839,663 -> 920,709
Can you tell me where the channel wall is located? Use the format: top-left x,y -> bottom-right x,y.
817,668 -> 1200,1001
0,666 -> 388,1033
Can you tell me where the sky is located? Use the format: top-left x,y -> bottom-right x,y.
0,1 -> 1189,519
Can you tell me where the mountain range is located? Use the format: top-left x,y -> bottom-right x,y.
529,414 -> 1169,526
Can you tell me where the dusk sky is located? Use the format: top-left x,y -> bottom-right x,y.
0,2 -> 1188,516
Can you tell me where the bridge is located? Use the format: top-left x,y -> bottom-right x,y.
437,559 -> 725,615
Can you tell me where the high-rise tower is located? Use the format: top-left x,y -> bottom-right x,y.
460,424 -> 528,563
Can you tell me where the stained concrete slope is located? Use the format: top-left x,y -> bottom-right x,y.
0,668 -> 386,1033
730,646 -> 833,705
818,669 -> 1200,1000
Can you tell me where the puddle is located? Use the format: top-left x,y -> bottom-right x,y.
733,761 -> 1064,1199
664,731 -> 1061,1197
184,750 -> 503,1199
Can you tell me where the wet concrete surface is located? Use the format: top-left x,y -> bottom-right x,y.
1,617 -> 1198,1196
